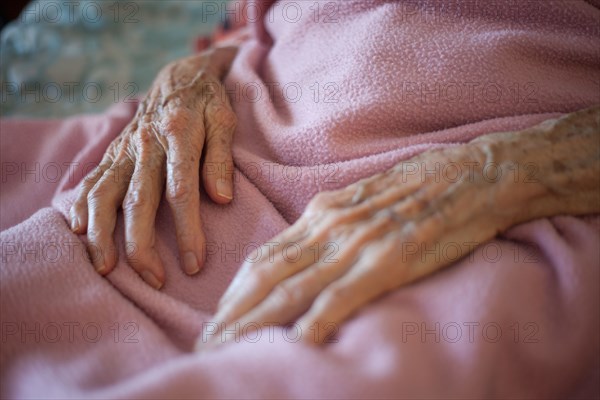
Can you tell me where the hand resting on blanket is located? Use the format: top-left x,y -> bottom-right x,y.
70,47 -> 238,288
68,46 -> 599,345
197,106 -> 599,349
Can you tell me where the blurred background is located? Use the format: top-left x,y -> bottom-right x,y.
0,0 -> 227,118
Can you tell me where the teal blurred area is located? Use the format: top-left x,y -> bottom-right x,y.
0,0 -> 227,118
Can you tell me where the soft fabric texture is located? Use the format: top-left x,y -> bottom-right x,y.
1,1 -> 599,398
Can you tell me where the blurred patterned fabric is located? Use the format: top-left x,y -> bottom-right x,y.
1,0 -> 226,118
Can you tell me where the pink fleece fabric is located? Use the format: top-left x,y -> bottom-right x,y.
1,1 -> 599,398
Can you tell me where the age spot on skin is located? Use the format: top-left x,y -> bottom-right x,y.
553,160 -> 567,173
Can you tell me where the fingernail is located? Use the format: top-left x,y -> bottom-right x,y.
216,179 -> 233,200
183,252 -> 200,275
141,270 -> 163,290
71,215 -> 80,232
95,264 -> 106,274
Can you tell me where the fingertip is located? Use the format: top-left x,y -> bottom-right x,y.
297,319 -> 323,345
96,261 -> 114,276
128,247 -> 166,289
180,241 -> 206,276
70,214 -> 80,233
141,269 -> 164,290
215,178 -> 233,202
98,251 -> 118,276
69,206 -> 85,234
202,160 -> 234,205
183,251 -> 201,275
205,177 -> 233,205
88,238 -> 118,276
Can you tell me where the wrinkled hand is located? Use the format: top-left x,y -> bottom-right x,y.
199,142 -> 510,348
198,106 -> 600,349
70,47 -> 238,288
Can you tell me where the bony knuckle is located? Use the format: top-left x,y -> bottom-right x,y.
124,243 -> 142,267
166,179 -> 193,204
83,167 -> 105,184
87,184 -> 109,204
87,224 -> 110,242
323,285 -> 348,303
219,108 -> 237,127
209,104 -> 237,129
69,202 -> 81,214
164,120 -> 187,138
136,129 -> 157,148
272,282 -> 303,303
122,191 -> 150,213
313,210 -> 349,237
246,267 -> 272,290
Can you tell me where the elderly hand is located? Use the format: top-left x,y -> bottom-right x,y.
198,106 -> 599,349
70,47 -> 238,289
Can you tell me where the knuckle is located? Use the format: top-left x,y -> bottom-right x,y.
86,223 -> 111,244
164,111 -> 195,136
74,185 -> 91,205
213,104 -> 237,127
87,183 -> 110,205
322,284 -> 348,304
166,178 -> 194,205
210,105 -> 237,130
124,242 -> 144,267
272,282 -> 303,304
82,166 -> 105,186
122,190 -> 152,214
106,135 -> 125,155
136,129 -> 157,150
70,200 -> 87,218
246,267 -> 272,291
318,209 -> 350,234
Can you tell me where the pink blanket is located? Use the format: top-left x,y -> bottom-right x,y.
2,1 -> 599,398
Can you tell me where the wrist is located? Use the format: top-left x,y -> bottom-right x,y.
470,106 -> 600,226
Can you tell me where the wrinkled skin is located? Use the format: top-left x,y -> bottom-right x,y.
198,106 -> 599,349
70,47 -> 238,289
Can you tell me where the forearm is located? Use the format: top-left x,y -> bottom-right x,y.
471,105 -> 600,229
368,105 -> 600,284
